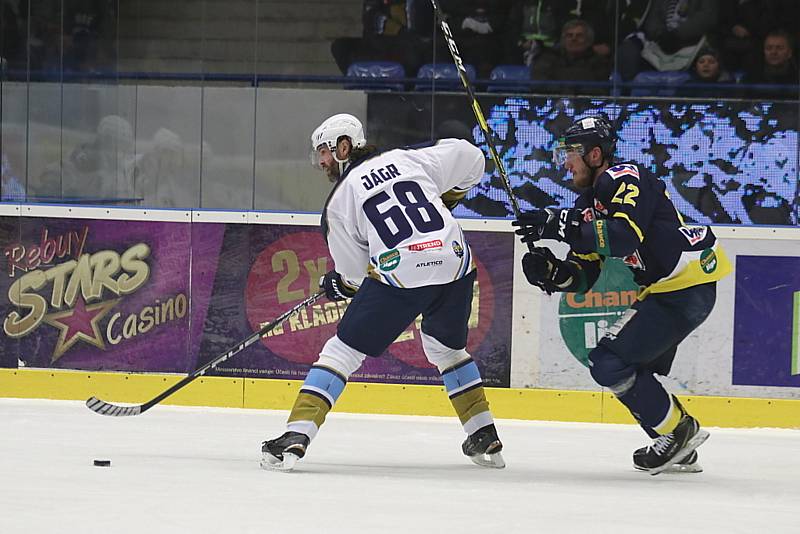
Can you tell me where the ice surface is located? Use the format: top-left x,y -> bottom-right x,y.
1,398 -> 798,534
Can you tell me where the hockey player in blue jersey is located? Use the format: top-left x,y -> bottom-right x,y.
261,113 -> 504,471
513,116 -> 732,475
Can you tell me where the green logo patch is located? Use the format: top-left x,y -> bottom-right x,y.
378,249 -> 401,271
700,248 -> 717,274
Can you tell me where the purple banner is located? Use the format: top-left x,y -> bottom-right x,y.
1,216 -> 513,386
197,224 -> 513,387
732,255 -> 800,387
0,216 -> 224,372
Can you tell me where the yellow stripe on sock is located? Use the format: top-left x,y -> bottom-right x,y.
288,392 -> 331,428
450,386 -> 491,425
653,400 -> 682,435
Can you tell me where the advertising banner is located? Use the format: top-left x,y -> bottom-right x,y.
1,216 -> 513,386
198,225 -> 513,387
0,215 -> 224,372
733,255 -> 800,387
557,258 -> 639,368
534,255 -> 640,392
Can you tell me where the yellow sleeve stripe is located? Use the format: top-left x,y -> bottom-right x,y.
613,211 -> 644,242
572,252 -> 602,262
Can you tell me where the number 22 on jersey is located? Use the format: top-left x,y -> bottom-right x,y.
611,182 -> 639,207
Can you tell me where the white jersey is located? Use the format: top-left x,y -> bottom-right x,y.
322,138 -> 485,289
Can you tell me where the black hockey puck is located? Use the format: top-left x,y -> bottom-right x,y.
93,459 -> 111,467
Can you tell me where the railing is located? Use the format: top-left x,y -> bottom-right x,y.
3,69 -> 799,99
1,75 -> 798,225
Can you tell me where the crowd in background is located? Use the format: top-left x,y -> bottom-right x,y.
0,0 -> 117,77
0,0 -> 797,219
332,0 -> 800,99
1,0 -> 798,99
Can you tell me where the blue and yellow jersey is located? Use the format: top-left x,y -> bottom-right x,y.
566,161 -> 732,298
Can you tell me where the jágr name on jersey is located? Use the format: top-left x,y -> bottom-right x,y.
361,163 -> 401,191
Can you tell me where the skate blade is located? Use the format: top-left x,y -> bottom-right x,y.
260,452 -> 301,472
635,462 -> 703,474
666,462 -> 703,473
469,451 -> 506,469
648,429 -> 710,476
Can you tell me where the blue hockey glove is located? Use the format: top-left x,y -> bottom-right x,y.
320,270 -> 358,301
513,208 -> 582,244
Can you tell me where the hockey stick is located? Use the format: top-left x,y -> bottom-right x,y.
430,0 -> 557,295
429,0 -> 524,219
86,290 -> 326,417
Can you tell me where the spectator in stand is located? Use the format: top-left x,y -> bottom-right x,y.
531,19 -> 611,95
618,0 -> 719,83
62,0 -> 117,73
30,0 -> 116,75
1,0 -> 25,72
594,0 -> 650,59
715,0 -> 800,73
330,1 -> 432,78
133,128 -> 186,208
36,115 -> 136,202
438,0 -> 510,78
1,151 -> 25,202
503,1 -> 609,67
503,0 -> 560,66
741,29 -> 799,100
684,45 -> 733,98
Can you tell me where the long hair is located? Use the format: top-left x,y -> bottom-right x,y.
348,144 -> 379,162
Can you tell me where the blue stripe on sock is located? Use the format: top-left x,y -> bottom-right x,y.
442,360 -> 481,393
302,367 -> 346,402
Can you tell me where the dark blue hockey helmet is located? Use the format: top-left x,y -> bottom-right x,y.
553,115 -> 616,165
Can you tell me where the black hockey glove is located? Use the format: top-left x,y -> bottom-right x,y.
512,208 -> 582,244
521,247 -> 570,295
442,197 -> 460,211
440,188 -> 467,211
320,270 -> 358,302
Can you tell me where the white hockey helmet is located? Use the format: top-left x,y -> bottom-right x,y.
310,113 -> 366,168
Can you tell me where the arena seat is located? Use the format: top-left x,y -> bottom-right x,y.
415,63 -> 476,91
345,61 -> 405,91
630,70 -> 691,97
487,65 -> 531,93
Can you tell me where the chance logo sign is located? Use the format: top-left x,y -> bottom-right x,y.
558,259 -> 638,367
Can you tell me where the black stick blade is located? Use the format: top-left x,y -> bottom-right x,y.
86,396 -> 143,417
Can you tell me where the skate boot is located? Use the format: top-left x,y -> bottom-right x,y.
635,414 -> 709,475
260,431 -> 310,472
462,424 -> 505,469
634,447 -> 702,473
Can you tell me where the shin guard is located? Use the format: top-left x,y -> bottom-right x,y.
442,359 -> 493,435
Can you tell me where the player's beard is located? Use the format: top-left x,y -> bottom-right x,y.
323,163 -> 340,183
571,165 -> 592,188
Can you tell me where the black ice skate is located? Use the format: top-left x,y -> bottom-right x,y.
260,431 -> 310,472
635,414 -> 709,475
634,448 -> 702,473
462,424 -> 505,469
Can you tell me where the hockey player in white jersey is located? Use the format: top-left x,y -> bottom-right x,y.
261,113 -> 504,471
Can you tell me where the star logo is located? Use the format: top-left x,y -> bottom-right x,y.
44,296 -> 120,362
